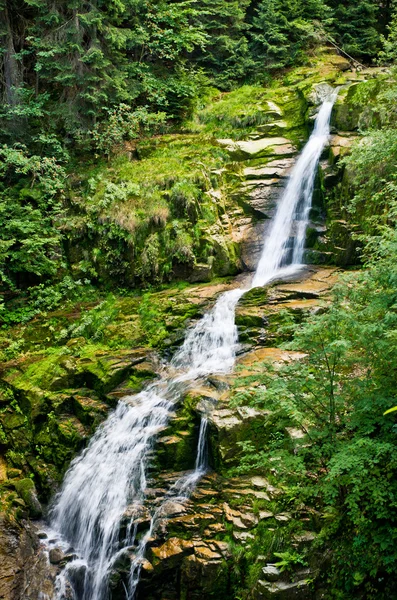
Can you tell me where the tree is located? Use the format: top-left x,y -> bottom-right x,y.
248,0 -> 331,74
0,145 -> 66,289
378,6 -> 397,64
327,0 -> 382,59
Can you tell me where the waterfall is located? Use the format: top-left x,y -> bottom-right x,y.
127,417 -> 208,598
252,91 -> 338,287
46,92 -> 337,600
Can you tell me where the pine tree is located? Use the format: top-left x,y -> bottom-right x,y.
249,0 -> 330,73
378,6 -> 397,64
327,0 -> 382,59
187,0 -> 252,89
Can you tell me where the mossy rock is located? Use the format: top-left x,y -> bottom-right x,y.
14,478 -> 42,518
235,307 -> 265,329
332,79 -> 382,131
239,287 -> 269,307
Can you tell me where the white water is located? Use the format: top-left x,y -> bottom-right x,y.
47,92 -> 337,600
128,418 -> 208,598
253,91 -> 339,287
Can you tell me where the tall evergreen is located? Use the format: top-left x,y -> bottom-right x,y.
327,0 -> 383,58
248,0 -> 331,73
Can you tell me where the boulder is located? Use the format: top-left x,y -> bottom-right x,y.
14,479 -> 42,519
0,515 -> 57,600
243,158 -> 295,180
218,138 -> 296,160
188,262 -> 213,283
256,578 -> 314,599
208,405 -> 269,467
49,547 -> 65,564
236,138 -> 296,159
150,537 -> 194,569
308,83 -> 337,106
262,564 -> 281,582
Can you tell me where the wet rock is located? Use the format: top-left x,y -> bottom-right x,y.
207,375 -> 230,391
256,578 -> 313,599
49,547 -> 65,564
308,83 -> 337,106
14,479 -> 42,518
262,564 -> 281,582
150,537 -> 194,568
0,514 -> 57,600
194,543 -> 222,560
121,503 -> 151,534
157,500 -> 188,518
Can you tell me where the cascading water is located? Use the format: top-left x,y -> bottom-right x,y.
128,418 -> 208,598
252,90 -> 338,287
45,91 -> 337,600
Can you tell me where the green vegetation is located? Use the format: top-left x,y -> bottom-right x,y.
230,76 -> 397,598
2,0 -> 397,598
1,0 -> 395,301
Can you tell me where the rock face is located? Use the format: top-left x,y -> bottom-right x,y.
0,516 -> 56,600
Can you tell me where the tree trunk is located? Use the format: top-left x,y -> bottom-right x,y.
0,2 -> 22,106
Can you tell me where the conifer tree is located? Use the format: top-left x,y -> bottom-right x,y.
378,6 -> 397,64
327,0 -> 382,59
249,0 -> 330,73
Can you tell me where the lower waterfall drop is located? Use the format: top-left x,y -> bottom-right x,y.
47,90 -> 338,600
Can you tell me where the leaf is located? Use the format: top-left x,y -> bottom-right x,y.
383,406 -> 397,416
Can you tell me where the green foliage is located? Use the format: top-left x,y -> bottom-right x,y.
196,86 -> 271,138
58,296 -> 119,342
64,135 -> 233,286
90,105 -> 167,157
137,292 -> 169,347
378,8 -> 397,64
249,0 -> 330,73
339,75 -> 397,238
0,144 -> 66,289
327,0 -> 383,59
234,223 -> 397,595
274,550 -> 307,573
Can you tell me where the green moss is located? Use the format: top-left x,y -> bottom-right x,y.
333,79 -> 385,131
239,287 -> 269,307
14,478 -> 42,518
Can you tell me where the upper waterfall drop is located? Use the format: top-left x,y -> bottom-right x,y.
252,90 -> 338,288
45,90 -> 338,600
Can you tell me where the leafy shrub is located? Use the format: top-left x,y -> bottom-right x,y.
90,105 -> 167,157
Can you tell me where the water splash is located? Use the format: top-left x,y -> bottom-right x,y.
47,92 -> 338,600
